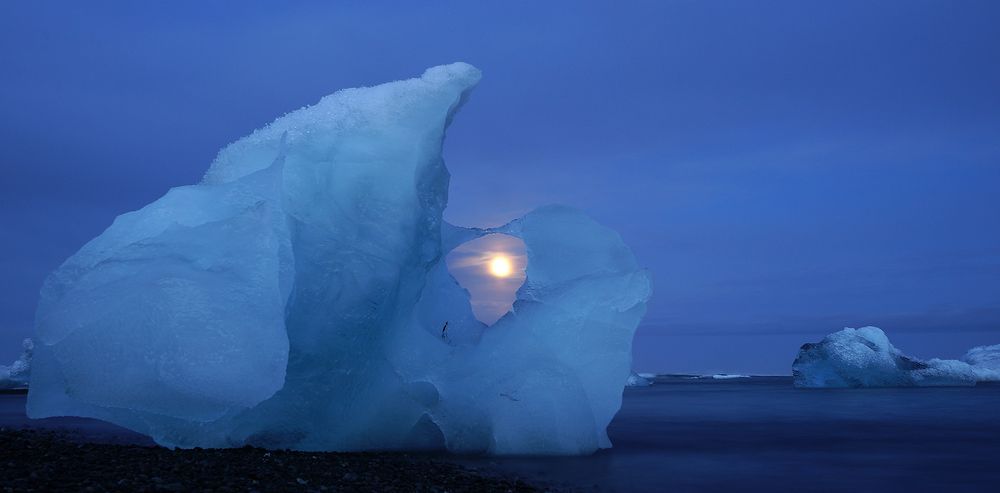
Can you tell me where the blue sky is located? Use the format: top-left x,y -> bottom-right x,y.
1,1 -> 999,373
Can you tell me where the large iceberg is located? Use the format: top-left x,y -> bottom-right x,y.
27,63 -> 652,455
793,327 -> 999,388
0,338 -> 32,390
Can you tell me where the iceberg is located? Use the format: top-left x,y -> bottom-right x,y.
0,338 -> 32,390
963,344 -> 1000,367
793,326 -> 998,388
963,344 -> 1000,379
26,63 -> 652,455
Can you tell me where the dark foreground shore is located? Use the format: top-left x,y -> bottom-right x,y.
0,429 -> 540,493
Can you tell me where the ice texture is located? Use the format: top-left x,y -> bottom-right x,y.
0,338 -> 32,389
964,347 -> 1000,382
793,327 -> 998,388
963,344 -> 1000,367
27,63 -> 652,455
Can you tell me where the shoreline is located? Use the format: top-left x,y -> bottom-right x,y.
0,429 -> 542,492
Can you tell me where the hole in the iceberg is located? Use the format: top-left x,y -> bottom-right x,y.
445,233 -> 526,326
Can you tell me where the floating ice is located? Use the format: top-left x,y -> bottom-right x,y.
963,344 -> 1000,378
793,326 -> 998,388
27,63 -> 652,455
0,338 -> 32,390
625,371 -> 652,387
705,374 -> 750,380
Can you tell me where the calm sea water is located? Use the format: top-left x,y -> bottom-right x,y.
4,377 -> 1000,492
473,377 -> 1000,492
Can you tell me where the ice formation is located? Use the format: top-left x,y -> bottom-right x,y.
793,327 -> 999,388
963,344 -> 1000,372
625,371 -> 652,387
0,338 -> 32,390
705,374 -> 750,380
27,63 -> 652,455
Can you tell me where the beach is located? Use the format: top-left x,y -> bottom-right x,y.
0,426 -> 537,493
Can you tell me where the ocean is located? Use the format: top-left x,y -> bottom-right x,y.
4,377 -> 1000,492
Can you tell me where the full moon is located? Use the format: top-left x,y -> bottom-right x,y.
489,256 -> 513,277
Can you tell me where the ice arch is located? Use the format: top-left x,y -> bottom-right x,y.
27,63 -> 652,455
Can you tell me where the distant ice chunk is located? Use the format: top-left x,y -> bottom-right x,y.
626,371 -> 652,387
963,344 -> 1000,381
792,327 -> 989,388
27,63 -> 652,455
706,374 -> 750,380
0,338 -> 32,389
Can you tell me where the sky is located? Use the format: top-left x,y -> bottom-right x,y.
1,1 -> 999,373
446,234 -> 528,326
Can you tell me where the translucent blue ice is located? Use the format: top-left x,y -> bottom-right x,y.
27,63 -> 652,454
793,326 -> 999,388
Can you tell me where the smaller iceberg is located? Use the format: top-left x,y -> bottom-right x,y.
0,338 -> 32,390
963,344 -> 1000,375
625,371 -> 652,387
793,327 -> 999,388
